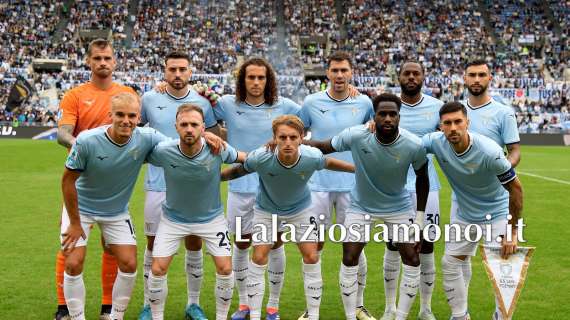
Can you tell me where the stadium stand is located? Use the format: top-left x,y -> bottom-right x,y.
0,0 -> 568,130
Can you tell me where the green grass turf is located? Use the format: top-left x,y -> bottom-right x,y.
1,140 -> 569,319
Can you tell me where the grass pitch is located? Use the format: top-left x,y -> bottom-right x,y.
1,140 -> 568,319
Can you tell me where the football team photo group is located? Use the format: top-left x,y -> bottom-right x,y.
47,36 -> 528,320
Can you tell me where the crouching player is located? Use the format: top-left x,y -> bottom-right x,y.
145,104 -> 245,320
422,102 -> 523,320
61,93 -> 167,320
221,115 -> 355,320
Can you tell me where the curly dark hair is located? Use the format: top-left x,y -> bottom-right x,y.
236,57 -> 278,105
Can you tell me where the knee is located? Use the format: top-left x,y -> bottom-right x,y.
251,250 -> 269,265
216,264 -> 233,276
441,255 -> 465,276
146,236 -> 155,251
302,251 -> 319,264
342,249 -> 361,267
401,251 -> 420,267
420,241 -> 434,254
65,257 -> 84,275
119,258 -> 137,273
151,262 -> 168,276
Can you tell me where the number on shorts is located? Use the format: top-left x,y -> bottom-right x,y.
125,219 -> 134,235
217,231 -> 230,247
426,213 -> 439,225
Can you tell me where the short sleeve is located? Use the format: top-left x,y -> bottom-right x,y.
213,99 -> 225,121
221,144 -> 238,164
489,150 -> 516,184
502,109 -> 520,145
65,137 -> 88,171
411,144 -> 428,171
364,97 -> 375,121
58,91 -> 79,127
283,98 -> 302,116
299,102 -> 312,128
331,127 -> 353,152
243,149 -> 259,173
315,151 -> 326,170
202,103 -> 218,128
140,94 -> 150,125
421,133 -> 434,154
146,145 -> 162,167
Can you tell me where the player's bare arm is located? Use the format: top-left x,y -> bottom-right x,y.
61,168 -> 86,253
57,124 -> 76,148
414,161 -> 430,212
324,157 -> 355,173
220,164 -> 250,181
506,143 -> 521,167
302,138 -> 336,154
501,176 -> 524,258
234,151 -> 247,164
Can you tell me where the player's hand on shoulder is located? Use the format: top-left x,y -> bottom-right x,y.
154,81 -> 167,93
61,223 -> 86,254
348,84 -> 361,98
366,120 -> 376,133
265,139 -> 277,153
204,131 -> 226,154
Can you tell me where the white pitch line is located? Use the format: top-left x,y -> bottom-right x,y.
517,171 -> 570,186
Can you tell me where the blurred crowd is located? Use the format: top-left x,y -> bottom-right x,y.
1,0 -> 569,132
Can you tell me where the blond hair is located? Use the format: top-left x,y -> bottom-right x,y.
272,115 -> 304,136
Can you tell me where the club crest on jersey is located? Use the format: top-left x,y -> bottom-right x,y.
351,107 -> 359,116
265,109 -> 274,119
83,99 -> 95,107
464,162 -> 479,173
200,158 -> 215,172
128,148 -> 140,160
423,112 -> 434,120
298,171 -> 307,180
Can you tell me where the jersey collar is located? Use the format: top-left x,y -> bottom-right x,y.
374,130 -> 400,146
326,90 -> 349,102
466,98 -> 492,110
275,149 -> 301,169
166,87 -> 191,100
177,138 -> 205,159
452,133 -> 473,157
401,95 -> 424,107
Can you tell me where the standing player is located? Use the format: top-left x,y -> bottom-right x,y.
61,93 -> 166,320
460,60 -> 521,318
221,115 -> 355,320
55,39 -> 136,320
214,58 -> 301,320
138,51 -> 220,320
298,51 -> 374,320
422,102 -> 523,320
384,61 -> 443,320
305,93 -> 430,320
145,104 -> 245,320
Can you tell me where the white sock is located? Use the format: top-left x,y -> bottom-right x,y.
233,245 -> 250,307
383,249 -> 401,313
267,246 -> 286,309
356,251 -> 367,308
148,272 -> 168,320
303,260 -> 322,320
339,263 -> 358,320
395,264 -> 420,319
143,249 -> 152,307
111,270 -> 137,320
185,249 -> 203,306
419,253 -> 436,313
215,273 -> 235,320
442,255 -> 468,318
462,257 -> 472,300
247,261 -> 266,320
64,272 -> 85,320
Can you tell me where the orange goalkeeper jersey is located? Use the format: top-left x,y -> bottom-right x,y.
58,81 -> 136,136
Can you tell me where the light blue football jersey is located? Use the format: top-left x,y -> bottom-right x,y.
213,95 -> 301,193
422,131 -> 515,223
299,91 -> 374,192
147,139 -> 238,224
141,88 -> 217,192
331,125 -> 427,216
65,126 -> 166,217
465,99 -> 520,147
399,94 -> 443,192
243,145 -> 326,216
